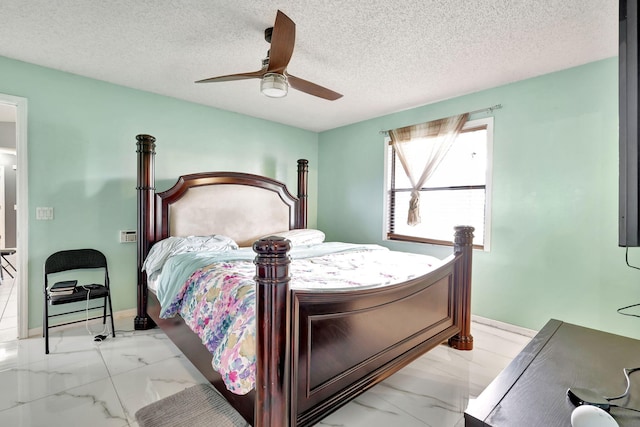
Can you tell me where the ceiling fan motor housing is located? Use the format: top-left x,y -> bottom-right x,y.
261,73 -> 288,97
264,27 -> 273,43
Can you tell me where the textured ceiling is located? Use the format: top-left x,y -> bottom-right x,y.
0,0 -> 618,132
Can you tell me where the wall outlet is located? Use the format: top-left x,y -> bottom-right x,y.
36,207 -> 54,220
119,230 -> 137,243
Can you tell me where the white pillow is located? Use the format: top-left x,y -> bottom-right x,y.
262,229 -> 326,247
142,235 -> 238,276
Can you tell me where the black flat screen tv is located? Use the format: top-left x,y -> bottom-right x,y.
620,0 -> 640,247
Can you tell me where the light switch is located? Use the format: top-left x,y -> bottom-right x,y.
36,207 -> 54,220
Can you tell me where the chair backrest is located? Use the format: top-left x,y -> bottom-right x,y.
44,249 -> 109,286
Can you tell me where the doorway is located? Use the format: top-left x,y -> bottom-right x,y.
0,94 -> 28,340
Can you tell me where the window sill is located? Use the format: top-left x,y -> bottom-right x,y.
387,233 -> 484,250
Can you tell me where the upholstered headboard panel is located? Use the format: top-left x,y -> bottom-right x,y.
167,184 -> 292,247
153,171 -> 303,248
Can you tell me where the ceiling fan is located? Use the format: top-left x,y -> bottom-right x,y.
195,10 -> 343,101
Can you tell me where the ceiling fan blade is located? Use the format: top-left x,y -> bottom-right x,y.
287,74 -> 343,100
266,10 -> 295,73
195,70 -> 265,84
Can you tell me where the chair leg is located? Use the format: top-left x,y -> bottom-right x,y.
44,296 -> 49,354
2,264 -> 13,279
3,254 -> 17,273
107,293 -> 115,337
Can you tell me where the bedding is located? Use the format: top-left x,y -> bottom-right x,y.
258,228 -> 326,247
150,242 -> 442,395
142,234 -> 238,280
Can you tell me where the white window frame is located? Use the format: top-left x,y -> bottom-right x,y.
383,117 -> 494,251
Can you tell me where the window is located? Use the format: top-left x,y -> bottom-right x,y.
386,117 -> 493,249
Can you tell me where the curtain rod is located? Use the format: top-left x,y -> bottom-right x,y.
468,103 -> 502,115
379,104 -> 503,135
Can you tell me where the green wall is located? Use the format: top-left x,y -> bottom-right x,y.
318,58 -> 640,339
3,53 -> 636,340
0,56 -> 318,330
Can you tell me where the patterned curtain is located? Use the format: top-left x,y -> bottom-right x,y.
389,113 -> 468,226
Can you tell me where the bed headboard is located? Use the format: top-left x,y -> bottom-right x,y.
156,173 -> 301,246
134,134 -> 308,329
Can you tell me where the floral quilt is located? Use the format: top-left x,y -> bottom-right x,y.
158,244 -> 440,395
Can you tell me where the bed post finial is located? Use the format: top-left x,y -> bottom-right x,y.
135,134 -> 156,331
449,225 -> 474,350
297,159 -> 308,229
253,236 -> 292,427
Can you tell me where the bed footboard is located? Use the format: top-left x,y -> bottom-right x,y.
253,226 -> 474,427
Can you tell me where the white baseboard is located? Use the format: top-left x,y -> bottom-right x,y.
472,314 -> 538,338
113,308 -> 137,319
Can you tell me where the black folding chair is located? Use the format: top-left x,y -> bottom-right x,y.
43,249 -> 115,354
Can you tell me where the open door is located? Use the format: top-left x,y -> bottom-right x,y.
0,94 -> 28,340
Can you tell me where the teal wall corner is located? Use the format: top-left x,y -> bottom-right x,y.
317,58 -> 640,339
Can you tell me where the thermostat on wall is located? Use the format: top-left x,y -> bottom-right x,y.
119,230 -> 137,243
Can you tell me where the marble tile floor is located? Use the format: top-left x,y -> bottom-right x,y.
0,316 -> 533,427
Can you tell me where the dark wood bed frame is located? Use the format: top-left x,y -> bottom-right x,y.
133,134 -> 475,427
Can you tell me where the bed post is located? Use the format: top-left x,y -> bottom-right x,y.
448,225 -> 474,350
253,236 -> 292,427
296,159 -> 308,229
134,134 -> 156,330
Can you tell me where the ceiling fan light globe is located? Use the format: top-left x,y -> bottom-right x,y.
261,73 -> 288,98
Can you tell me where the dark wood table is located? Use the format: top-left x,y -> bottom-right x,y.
465,319 -> 640,426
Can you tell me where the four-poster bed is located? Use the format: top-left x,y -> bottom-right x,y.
134,133 -> 475,427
